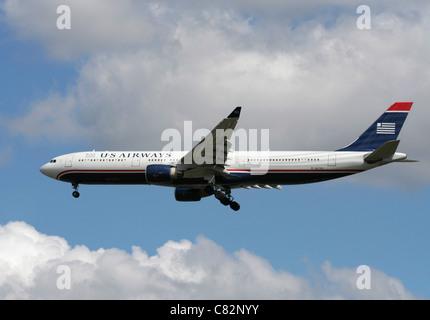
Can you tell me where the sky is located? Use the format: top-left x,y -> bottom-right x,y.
0,0 -> 429,299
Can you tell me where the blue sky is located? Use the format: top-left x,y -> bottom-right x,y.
1,0 -> 430,299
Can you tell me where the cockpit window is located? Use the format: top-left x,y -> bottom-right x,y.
50,159 -> 57,163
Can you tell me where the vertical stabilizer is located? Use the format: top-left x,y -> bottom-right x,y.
337,102 -> 412,152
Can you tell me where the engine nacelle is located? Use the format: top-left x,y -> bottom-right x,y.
174,187 -> 202,202
145,165 -> 182,184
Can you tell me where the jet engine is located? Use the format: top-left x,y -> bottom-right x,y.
145,165 -> 182,184
174,187 -> 202,202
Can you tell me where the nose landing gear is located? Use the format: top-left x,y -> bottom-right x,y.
72,183 -> 80,198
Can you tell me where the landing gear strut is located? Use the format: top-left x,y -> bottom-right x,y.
72,183 -> 80,198
213,187 -> 240,211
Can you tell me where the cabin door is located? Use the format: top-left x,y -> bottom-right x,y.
65,155 -> 74,167
328,153 -> 336,166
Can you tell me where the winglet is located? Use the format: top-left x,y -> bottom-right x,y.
227,106 -> 241,119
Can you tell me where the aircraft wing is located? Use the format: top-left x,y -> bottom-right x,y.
177,107 -> 241,180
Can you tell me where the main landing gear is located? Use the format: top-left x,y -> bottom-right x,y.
72,183 -> 80,198
205,186 -> 240,211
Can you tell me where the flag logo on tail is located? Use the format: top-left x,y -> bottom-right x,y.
377,122 -> 395,134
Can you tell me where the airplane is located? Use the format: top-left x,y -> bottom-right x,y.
40,102 -> 414,211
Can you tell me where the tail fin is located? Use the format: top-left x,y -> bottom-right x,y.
337,102 -> 413,152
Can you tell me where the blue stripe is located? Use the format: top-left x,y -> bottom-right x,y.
337,111 -> 409,151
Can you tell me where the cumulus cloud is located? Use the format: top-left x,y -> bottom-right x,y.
0,0 -> 167,59
2,1 -> 430,185
0,221 -> 416,299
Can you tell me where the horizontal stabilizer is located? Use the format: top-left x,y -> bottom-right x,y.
364,140 -> 400,163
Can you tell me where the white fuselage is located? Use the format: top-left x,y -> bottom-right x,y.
40,150 -> 407,188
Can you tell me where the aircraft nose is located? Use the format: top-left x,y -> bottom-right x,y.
40,163 -> 49,176
40,163 -> 56,179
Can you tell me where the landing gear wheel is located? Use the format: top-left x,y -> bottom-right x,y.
230,201 -> 240,211
215,190 -> 225,200
72,182 -> 80,199
220,197 -> 230,206
212,187 -> 241,211
204,185 -> 215,196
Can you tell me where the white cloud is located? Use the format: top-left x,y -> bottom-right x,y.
0,221 -> 416,299
2,1 -> 430,185
321,261 -> 415,300
1,0 -> 166,59
5,93 -> 81,142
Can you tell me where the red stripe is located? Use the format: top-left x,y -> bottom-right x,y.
57,169 -> 146,180
387,102 -> 413,112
